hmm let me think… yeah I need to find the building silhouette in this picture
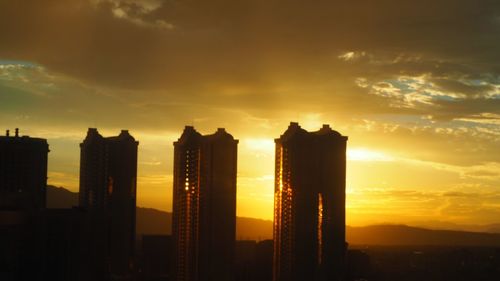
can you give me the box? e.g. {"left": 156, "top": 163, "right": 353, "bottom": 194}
{"left": 273, "top": 122, "right": 348, "bottom": 281}
{"left": 139, "top": 235, "right": 173, "bottom": 281}
{"left": 235, "top": 239, "right": 274, "bottom": 281}
{"left": 79, "top": 128, "right": 138, "bottom": 280}
{"left": 0, "top": 128, "right": 49, "bottom": 211}
{"left": 35, "top": 207, "right": 92, "bottom": 281}
{"left": 172, "top": 126, "right": 238, "bottom": 281}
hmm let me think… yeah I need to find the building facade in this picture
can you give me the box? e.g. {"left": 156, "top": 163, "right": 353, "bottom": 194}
{"left": 172, "top": 126, "right": 238, "bottom": 281}
{"left": 79, "top": 128, "right": 138, "bottom": 280}
{"left": 273, "top": 122, "right": 348, "bottom": 281}
{"left": 0, "top": 128, "right": 49, "bottom": 211}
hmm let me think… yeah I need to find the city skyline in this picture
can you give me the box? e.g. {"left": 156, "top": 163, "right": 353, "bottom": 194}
{"left": 1, "top": 0, "right": 500, "bottom": 228}
{"left": 2, "top": 118, "right": 500, "bottom": 228}
{"left": 11, "top": 125, "right": 500, "bottom": 280}
{"left": 5, "top": 118, "right": 500, "bottom": 228}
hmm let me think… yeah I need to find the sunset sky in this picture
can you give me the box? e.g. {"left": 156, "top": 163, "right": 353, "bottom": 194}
{"left": 1, "top": 0, "right": 499, "bottom": 227}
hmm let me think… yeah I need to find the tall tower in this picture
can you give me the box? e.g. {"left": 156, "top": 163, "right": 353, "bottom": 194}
{"left": 0, "top": 128, "right": 49, "bottom": 211}
{"left": 79, "top": 128, "right": 138, "bottom": 280}
{"left": 273, "top": 122, "right": 347, "bottom": 281}
{"left": 172, "top": 126, "right": 238, "bottom": 281}
{"left": 79, "top": 128, "right": 107, "bottom": 209}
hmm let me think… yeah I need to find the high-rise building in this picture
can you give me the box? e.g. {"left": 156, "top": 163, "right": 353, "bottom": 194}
{"left": 0, "top": 128, "right": 49, "bottom": 210}
{"left": 172, "top": 126, "right": 238, "bottom": 281}
{"left": 79, "top": 128, "right": 138, "bottom": 280}
{"left": 273, "top": 122, "right": 348, "bottom": 281}
{"left": 140, "top": 235, "right": 173, "bottom": 281}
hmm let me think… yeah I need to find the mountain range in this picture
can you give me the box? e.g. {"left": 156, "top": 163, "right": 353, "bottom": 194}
{"left": 47, "top": 185, "right": 500, "bottom": 246}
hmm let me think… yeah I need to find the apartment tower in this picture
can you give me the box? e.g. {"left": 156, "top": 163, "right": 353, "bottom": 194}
{"left": 273, "top": 122, "right": 348, "bottom": 281}
{"left": 0, "top": 128, "right": 49, "bottom": 210}
{"left": 79, "top": 128, "right": 138, "bottom": 280}
{"left": 172, "top": 126, "right": 238, "bottom": 281}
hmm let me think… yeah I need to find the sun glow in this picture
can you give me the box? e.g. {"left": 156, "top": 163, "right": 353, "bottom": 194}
{"left": 243, "top": 138, "right": 275, "bottom": 152}
{"left": 347, "top": 148, "right": 394, "bottom": 162}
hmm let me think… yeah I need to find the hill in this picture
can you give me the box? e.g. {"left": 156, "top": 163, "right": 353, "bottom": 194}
{"left": 45, "top": 185, "right": 273, "bottom": 240}
{"left": 46, "top": 186, "right": 500, "bottom": 246}
{"left": 347, "top": 224, "right": 500, "bottom": 246}
{"left": 46, "top": 185, "right": 78, "bottom": 208}
{"left": 137, "top": 208, "right": 274, "bottom": 240}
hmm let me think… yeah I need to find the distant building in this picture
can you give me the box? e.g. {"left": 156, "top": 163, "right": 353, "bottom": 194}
{"left": 139, "top": 235, "right": 173, "bottom": 281}
{"left": 346, "top": 249, "right": 371, "bottom": 280}
{"left": 235, "top": 239, "right": 274, "bottom": 281}
{"left": 0, "top": 209, "right": 37, "bottom": 281}
{"left": 0, "top": 207, "right": 91, "bottom": 281}
{"left": 172, "top": 126, "right": 238, "bottom": 281}
{"left": 273, "top": 122, "right": 348, "bottom": 281}
{"left": 35, "top": 208, "right": 92, "bottom": 281}
{"left": 255, "top": 240, "right": 274, "bottom": 281}
{"left": 79, "top": 128, "right": 139, "bottom": 280}
{"left": 235, "top": 240, "right": 258, "bottom": 281}
{"left": 0, "top": 128, "right": 49, "bottom": 211}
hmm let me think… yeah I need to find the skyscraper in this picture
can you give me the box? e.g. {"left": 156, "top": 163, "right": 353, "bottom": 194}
{"left": 273, "top": 122, "right": 348, "bottom": 281}
{"left": 0, "top": 128, "right": 49, "bottom": 210}
{"left": 0, "top": 129, "right": 49, "bottom": 281}
{"left": 79, "top": 128, "right": 138, "bottom": 280}
{"left": 172, "top": 126, "right": 238, "bottom": 281}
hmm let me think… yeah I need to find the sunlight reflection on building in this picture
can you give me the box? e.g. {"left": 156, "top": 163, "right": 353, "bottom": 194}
{"left": 273, "top": 122, "right": 348, "bottom": 281}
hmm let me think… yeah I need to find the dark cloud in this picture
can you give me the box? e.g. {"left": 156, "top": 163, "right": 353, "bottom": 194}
{"left": 432, "top": 98, "right": 500, "bottom": 120}
{"left": 430, "top": 78, "right": 495, "bottom": 98}
{"left": 1, "top": 0, "right": 499, "bottom": 90}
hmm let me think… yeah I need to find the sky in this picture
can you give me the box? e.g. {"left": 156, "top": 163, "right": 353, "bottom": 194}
{"left": 1, "top": 0, "right": 500, "bottom": 227}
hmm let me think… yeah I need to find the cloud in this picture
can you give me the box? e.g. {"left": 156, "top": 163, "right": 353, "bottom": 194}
{"left": 338, "top": 51, "right": 368, "bottom": 62}
{"left": 457, "top": 113, "right": 500, "bottom": 125}
{"left": 92, "top": 0, "right": 175, "bottom": 29}
{"left": 0, "top": 1, "right": 498, "bottom": 127}
{"left": 1, "top": 0, "right": 499, "bottom": 91}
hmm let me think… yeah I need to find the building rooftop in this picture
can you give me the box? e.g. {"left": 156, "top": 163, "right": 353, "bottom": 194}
{"left": 174, "top": 126, "right": 238, "bottom": 145}
{"left": 276, "top": 122, "right": 347, "bottom": 143}
{"left": 0, "top": 128, "right": 48, "bottom": 146}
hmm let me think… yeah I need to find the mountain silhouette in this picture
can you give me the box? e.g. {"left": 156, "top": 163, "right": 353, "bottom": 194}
{"left": 346, "top": 225, "right": 500, "bottom": 246}
{"left": 136, "top": 207, "right": 273, "bottom": 240}
{"left": 46, "top": 186, "right": 500, "bottom": 245}
{"left": 46, "top": 185, "right": 273, "bottom": 240}
{"left": 46, "top": 185, "right": 79, "bottom": 208}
